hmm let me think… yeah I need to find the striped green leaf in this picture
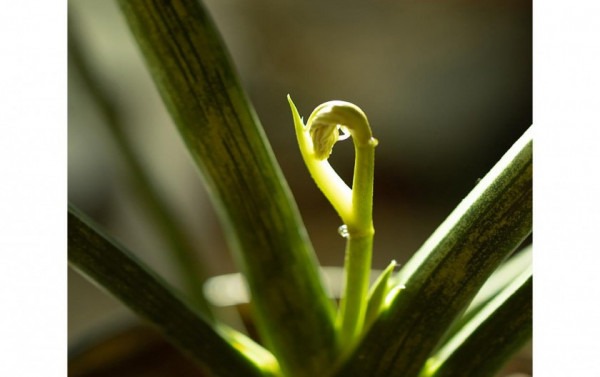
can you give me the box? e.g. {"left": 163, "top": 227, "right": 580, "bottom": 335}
{"left": 116, "top": 1, "right": 337, "bottom": 376}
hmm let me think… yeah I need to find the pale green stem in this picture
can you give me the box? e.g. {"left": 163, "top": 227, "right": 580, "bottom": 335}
{"left": 350, "top": 142, "right": 376, "bottom": 234}
{"left": 337, "top": 141, "right": 376, "bottom": 346}
{"left": 337, "top": 234, "right": 373, "bottom": 346}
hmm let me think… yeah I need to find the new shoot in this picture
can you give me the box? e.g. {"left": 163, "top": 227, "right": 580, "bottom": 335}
{"left": 287, "top": 95, "right": 377, "bottom": 349}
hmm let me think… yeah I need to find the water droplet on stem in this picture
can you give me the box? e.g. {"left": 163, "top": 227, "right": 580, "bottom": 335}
{"left": 338, "top": 224, "right": 349, "bottom": 238}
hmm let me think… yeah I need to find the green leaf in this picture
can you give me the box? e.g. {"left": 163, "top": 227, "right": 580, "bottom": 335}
{"left": 68, "top": 205, "right": 278, "bottom": 377}
{"left": 116, "top": 1, "right": 336, "bottom": 376}
{"left": 364, "top": 260, "right": 398, "bottom": 331}
{"left": 420, "top": 266, "right": 532, "bottom": 377}
{"left": 441, "top": 244, "right": 532, "bottom": 343}
{"left": 335, "top": 127, "right": 532, "bottom": 377}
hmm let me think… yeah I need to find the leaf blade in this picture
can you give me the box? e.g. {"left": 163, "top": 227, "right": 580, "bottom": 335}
{"left": 116, "top": 1, "right": 337, "bottom": 375}
{"left": 440, "top": 244, "right": 532, "bottom": 343}
{"left": 421, "top": 267, "right": 532, "bottom": 377}
{"left": 68, "top": 205, "right": 277, "bottom": 377}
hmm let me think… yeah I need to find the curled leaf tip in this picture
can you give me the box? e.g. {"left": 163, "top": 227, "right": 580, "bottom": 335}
{"left": 309, "top": 122, "right": 346, "bottom": 160}
{"left": 287, "top": 95, "right": 375, "bottom": 227}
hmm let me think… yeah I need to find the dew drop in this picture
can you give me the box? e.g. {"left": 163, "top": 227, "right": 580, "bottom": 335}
{"left": 369, "top": 137, "right": 379, "bottom": 147}
{"left": 338, "top": 224, "right": 349, "bottom": 239}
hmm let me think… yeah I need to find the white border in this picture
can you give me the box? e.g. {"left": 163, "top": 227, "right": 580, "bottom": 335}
{"left": 0, "top": 1, "right": 67, "bottom": 376}
{"left": 534, "top": 0, "right": 600, "bottom": 375}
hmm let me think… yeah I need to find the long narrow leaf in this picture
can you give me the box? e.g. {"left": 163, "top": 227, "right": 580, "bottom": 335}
{"left": 441, "top": 244, "right": 532, "bottom": 342}
{"left": 336, "top": 127, "right": 532, "bottom": 377}
{"left": 68, "top": 205, "right": 277, "bottom": 377}
{"left": 421, "top": 267, "right": 532, "bottom": 377}
{"left": 116, "top": 1, "right": 336, "bottom": 376}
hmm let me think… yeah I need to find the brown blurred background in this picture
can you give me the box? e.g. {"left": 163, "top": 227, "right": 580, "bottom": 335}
{"left": 68, "top": 0, "right": 531, "bottom": 369}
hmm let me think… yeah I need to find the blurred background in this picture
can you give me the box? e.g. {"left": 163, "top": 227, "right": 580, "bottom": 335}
{"left": 68, "top": 0, "right": 531, "bottom": 373}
